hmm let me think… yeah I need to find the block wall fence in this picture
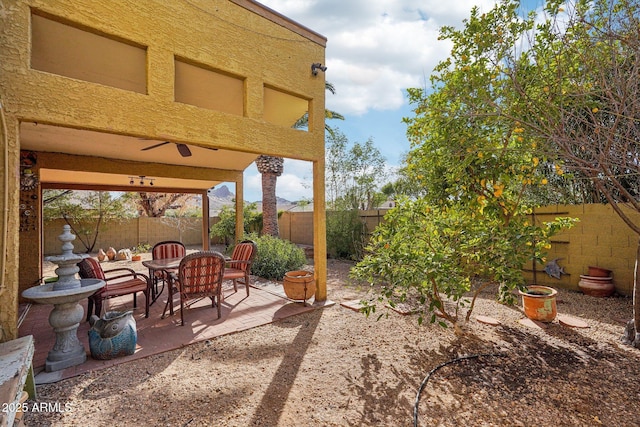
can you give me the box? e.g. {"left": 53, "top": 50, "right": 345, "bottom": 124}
{"left": 44, "top": 204, "right": 639, "bottom": 296}
{"left": 523, "top": 204, "right": 638, "bottom": 296}
{"left": 43, "top": 217, "right": 222, "bottom": 255}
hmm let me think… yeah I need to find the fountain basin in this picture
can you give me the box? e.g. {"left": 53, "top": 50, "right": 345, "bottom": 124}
{"left": 22, "top": 279, "right": 104, "bottom": 305}
{"left": 22, "top": 278, "right": 105, "bottom": 372}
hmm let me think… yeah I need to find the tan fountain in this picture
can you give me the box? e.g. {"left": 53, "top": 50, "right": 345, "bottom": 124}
{"left": 22, "top": 225, "right": 105, "bottom": 372}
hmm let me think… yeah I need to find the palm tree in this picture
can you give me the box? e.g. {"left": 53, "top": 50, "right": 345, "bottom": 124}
{"left": 257, "top": 82, "right": 343, "bottom": 237}
{"left": 255, "top": 155, "right": 284, "bottom": 236}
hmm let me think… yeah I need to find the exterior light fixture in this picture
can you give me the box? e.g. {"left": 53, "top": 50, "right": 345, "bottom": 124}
{"left": 129, "top": 176, "right": 155, "bottom": 186}
{"left": 311, "top": 63, "right": 327, "bottom": 76}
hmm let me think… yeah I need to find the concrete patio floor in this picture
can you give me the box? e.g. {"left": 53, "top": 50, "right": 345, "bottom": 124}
{"left": 18, "top": 279, "right": 333, "bottom": 385}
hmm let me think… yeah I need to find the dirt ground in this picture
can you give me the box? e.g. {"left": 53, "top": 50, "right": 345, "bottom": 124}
{"left": 23, "top": 258, "right": 640, "bottom": 426}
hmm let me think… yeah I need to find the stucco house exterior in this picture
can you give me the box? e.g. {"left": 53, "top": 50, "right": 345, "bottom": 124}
{"left": 0, "top": 0, "right": 328, "bottom": 341}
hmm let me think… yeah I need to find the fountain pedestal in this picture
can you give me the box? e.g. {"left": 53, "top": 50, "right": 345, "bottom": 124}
{"left": 22, "top": 225, "right": 105, "bottom": 372}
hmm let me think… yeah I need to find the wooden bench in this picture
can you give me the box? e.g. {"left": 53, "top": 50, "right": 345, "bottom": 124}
{"left": 0, "top": 335, "right": 36, "bottom": 427}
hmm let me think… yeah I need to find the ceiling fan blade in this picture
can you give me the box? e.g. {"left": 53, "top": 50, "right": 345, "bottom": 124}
{"left": 141, "top": 141, "right": 171, "bottom": 151}
{"left": 176, "top": 143, "right": 192, "bottom": 157}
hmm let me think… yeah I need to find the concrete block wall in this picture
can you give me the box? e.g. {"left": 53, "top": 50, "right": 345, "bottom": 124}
{"left": 42, "top": 204, "right": 640, "bottom": 296}
{"left": 44, "top": 217, "right": 204, "bottom": 255}
{"left": 279, "top": 211, "right": 314, "bottom": 245}
{"left": 524, "top": 204, "right": 639, "bottom": 296}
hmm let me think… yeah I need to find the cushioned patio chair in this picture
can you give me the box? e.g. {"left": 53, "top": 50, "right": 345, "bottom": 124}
{"left": 223, "top": 240, "right": 257, "bottom": 297}
{"left": 150, "top": 240, "right": 186, "bottom": 299}
{"left": 173, "top": 251, "right": 226, "bottom": 326}
{"left": 78, "top": 257, "right": 151, "bottom": 321}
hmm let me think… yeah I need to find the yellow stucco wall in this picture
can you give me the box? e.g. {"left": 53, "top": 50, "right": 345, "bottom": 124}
{"left": 524, "top": 204, "right": 639, "bottom": 296}
{"left": 0, "top": 0, "right": 327, "bottom": 340}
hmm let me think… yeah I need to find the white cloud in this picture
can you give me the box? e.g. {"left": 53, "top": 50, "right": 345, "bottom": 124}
{"left": 259, "top": 0, "right": 497, "bottom": 116}
{"left": 246, "top": 1, "right": 520, "bottom": 201}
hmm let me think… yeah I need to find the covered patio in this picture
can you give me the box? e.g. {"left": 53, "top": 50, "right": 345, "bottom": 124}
{"left": 1, "top": 0, "right": 328, "bottom": 345}
{"left": 18, "top": 263, "right": 333, "bottom": 384}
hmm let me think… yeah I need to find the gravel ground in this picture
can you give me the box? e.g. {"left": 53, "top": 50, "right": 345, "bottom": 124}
{"left": 23, "top": 259, "right": 640, "bottom": 426}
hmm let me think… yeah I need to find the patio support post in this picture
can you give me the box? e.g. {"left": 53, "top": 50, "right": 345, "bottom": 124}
{"left": 313, "top": 158, "right": 327, "bottom": 301}
{"left": 235, "top": 178, "right": 244, "bottom": 244}
{"left": 202, "top": 190, "right": 210, "bottom": 250}
{"left": 0, "top": 110, "right": 19, "bottom": 340}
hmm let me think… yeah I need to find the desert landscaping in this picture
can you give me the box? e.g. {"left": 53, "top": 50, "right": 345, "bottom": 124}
{"left": 22, "top": 257, "right": 640, "bottom": 426}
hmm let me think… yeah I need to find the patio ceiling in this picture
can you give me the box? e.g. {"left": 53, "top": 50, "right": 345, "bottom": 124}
{"left": 20, "top": 122, "right": 259, "bottom": 191}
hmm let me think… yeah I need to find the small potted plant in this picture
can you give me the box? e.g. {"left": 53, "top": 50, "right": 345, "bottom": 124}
{"left": 131, "top": 243, "right": 150, "bottom": 262}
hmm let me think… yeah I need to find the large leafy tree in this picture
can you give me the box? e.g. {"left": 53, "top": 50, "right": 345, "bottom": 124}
{"left": 43, "top": 190, "right": 132, "bottom": 253}
{"left": 500, "top": 0, "right": 640, "bottom": 347}
{"left": 351, "top": 0, "right": 576, "bottom": 330}
{"left": 122, "top": 192, "right": 195, "bottom": 218}
{"left": 428, "top": 0, "right": 640, "bottom": 345}
{"left": 325, "top": 129, "right": 387, "bottom": 210}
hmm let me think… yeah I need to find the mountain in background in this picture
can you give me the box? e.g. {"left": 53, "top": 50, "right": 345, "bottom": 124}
{"left": 206, "top": 185, "right": 301, "bottom": 215}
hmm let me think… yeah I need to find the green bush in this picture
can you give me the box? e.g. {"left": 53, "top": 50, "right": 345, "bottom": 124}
{"left": 249, "top": 234, "right": 306, "bottom": 280}
{"left": 326, "top": 209, "right": 367, "bottom": 260}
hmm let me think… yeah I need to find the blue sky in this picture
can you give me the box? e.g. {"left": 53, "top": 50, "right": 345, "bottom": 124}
{"left": 236, "top": 0, "right": 545, "bottom": 202}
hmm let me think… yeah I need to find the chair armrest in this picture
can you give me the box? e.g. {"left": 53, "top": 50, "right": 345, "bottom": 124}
{"left": 103, "top": 268, "right": 150, "bottom": 283}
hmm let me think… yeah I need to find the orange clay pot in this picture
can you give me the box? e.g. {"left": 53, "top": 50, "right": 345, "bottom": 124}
{"left": 588, "top": 266, "right": 612, "bottom": 278}
{"left": 283, "top": 270, "right": 315, "bottom": 304}
{"left": 519, "top": 285, "right": 557, "bottom": 322}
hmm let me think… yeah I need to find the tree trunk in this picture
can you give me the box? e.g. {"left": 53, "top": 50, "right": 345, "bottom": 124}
{"left": 261, "top": 172, "right": 279, "bottom": 237}
{"left": 622, "top": 237, "right": 640, "bottom": 348}
{"left": 255, "top": 155, "right": 283, "bottom": 237}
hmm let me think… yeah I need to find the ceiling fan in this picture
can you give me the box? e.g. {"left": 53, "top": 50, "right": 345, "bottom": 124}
{"left": 141, "top": 140, "right": 219, "bottom": 157}
{"left": 141, "top": 141, "right": 192, "bottom": 157}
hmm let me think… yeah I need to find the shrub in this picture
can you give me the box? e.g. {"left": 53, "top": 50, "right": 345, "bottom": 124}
{"left": 210, "top": 203, "right": 262, "bottom": 246}
{"left": 249, "top": 234, "right": 306, "bottom": 280}
{"left": 326, "top": 209, "right": 367, "bottom": 260}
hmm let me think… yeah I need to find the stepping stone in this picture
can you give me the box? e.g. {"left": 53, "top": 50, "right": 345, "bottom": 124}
{"left": 518, "top": 317, "right": 549, "bottom": 329}
{"left": 558, "top": 314, "right": 589, "bottom": 328}
{"left": 340, "top": 300, "right": 365, "bottom": 312}
{"left": 476, "top": 315, "right": 501, "bottom": 326}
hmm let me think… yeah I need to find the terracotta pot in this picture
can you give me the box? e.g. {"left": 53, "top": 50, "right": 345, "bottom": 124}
{"left": 131, "top": 254, "right": 142, "bottom": 261}
{"left": 588, "top": 266, "right": 612, "bottom": 278}
{"left": 283, "top": 270, "right": 315, "bottom": 303}
{"left": 519, "top": 285, "right": 557, "bottom": 322}
{"left": 579, "top": 275, "right": 615, "bottom": 297}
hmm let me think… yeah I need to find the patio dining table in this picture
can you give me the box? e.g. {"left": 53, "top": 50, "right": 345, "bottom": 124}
{"left": 142, "top": 257, "right": 182, "bottom": 318}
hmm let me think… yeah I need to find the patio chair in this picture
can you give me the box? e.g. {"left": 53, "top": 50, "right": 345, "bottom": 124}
{"left": 173, "top": 251, "right": 225, "bottom": 326}
{"left": 78, "top": 257, "right": 151, "bottom": 321}
{"left": 223, "top": 240, "right": 257, "bottom": 297}
{"left": 150, "top": 240, "right": 186, "bottom": 299}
